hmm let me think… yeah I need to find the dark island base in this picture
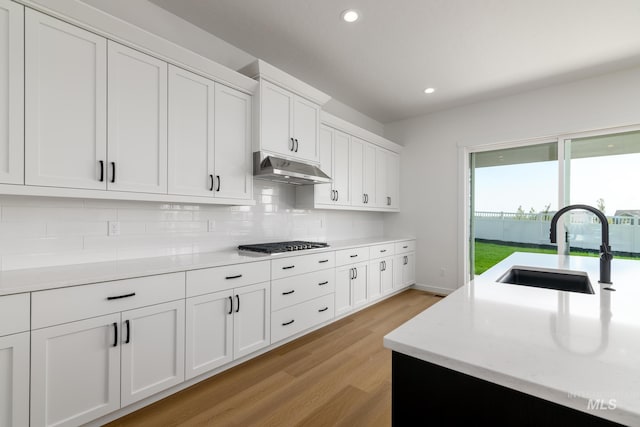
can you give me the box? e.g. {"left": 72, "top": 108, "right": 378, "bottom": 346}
{"left": 391, "top": 351, "right": 623, "bottom": 427}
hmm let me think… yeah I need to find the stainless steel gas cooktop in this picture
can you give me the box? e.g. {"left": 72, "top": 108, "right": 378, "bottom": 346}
{"left": 238, "top": 240, "right": 330, "bottom": 255}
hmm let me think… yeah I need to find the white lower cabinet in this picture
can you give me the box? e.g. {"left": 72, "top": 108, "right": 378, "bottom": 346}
{"left": 394, "top": 253, "right": 416, "bottom": 290}
{"left": 0, "top": 332, "right": 30, "bottom": 427}
{"left": 271, "top": 294, "right": 334, "bottom": 343}
{"left": 369, "top": 256, "right": 394, "bottom": 300}
{"left": 31, "top": 314, "right": 121, "bottom": 427}
{"left": 30, "top": 273, "right": 185, "bottom": 427}
{"left": 335, "top": 262, "right": 368, "bottom": 316}
{"left": 185, "top": 279, "right": 270, "bottom": 380}
{"left": 120, "top": 300, "right": 185, "bottom": 407}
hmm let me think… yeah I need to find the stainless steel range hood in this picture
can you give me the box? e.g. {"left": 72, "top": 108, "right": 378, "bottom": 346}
{"left": 253, "top": 152, "right": 332, "bottom": 185}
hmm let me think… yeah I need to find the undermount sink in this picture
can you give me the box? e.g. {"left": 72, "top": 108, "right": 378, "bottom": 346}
{"left": 497, "top": 266, "right": 595, "bottom": 294}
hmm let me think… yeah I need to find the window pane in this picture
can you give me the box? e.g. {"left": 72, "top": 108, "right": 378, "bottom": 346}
{"left": 565, "top": 130, "right": 640, "bottom": 258}
{"left": 472, "top": 142, "right": 558, "bottom": 276}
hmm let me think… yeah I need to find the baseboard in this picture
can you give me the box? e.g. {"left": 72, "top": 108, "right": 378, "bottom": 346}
{"left": 411, "top": 283, "right": 455, "bottom": 296}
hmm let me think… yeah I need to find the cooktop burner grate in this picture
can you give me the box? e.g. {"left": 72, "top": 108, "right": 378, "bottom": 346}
{"left": 238, "top": 240, "right": 329, "bottom": 254}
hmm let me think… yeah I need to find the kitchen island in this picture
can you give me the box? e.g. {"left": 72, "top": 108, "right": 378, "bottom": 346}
{"left": 384, "top": 252, "right": 640, "bottom": 426}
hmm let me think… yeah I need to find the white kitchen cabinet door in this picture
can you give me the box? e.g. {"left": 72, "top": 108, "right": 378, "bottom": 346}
{"left": 292, "top": 95, "right": 320, "bottom": 162}
{"left": 25, "top": 9, "right": 107, "bottom": 190}
{"left": 214, "top": 83, "right": 252, "bottom": 200}
{"left": 335, "top": 266, "right": 353, "bottom": 316}
{"left": 351, "top": 263, "right": 368, "bottom": 308}
{"left": 375, "top": 147, "right": 388, "bottom": 208}
{"left": 107, "top": 41, "right": 167, "bottom": 194}
{"left": 380, "top": 257, "right": 394, "bottom": 295}
{"left": 233, "top": 282, "right": 270, "bottom": 359}
{"left": 185, "top": 290, "right": 233, "bottom": 380}
{"left": 362, "top": 143, "right": 377, "bottom": 207}
{"left": 0, "top": 0, "right": 23, "bottom": 185}
{"left": 167, "top": 65, "right": 214, "bottom": 197}
{"left": 120, "top": 300, "right": 185, "bottom": 407}
{"left": 0, "top": 332, "right": 29, "bottom": 427}
{"left": 350, "top": 138, "right": 365, "bottom": 207}
{"left": 31, "top": 314, "right": 121, "bottom": 427}
{"left": 332, "top": 130, "right": 351, "bottom": 206}
{"left": 315, "top": 125, "right": 334, "bottom": 204}
{"left": 387, "top": 151, "right": 400, "bottom": 209}
{"left": 394, "top": 254, "right": 415, "bottom": 290}
{"left": 260, "top": 80, "right": 293, "bottom": 157}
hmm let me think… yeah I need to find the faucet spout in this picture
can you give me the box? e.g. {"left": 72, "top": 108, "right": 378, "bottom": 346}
{"left": 549, "top": 204, "right": 613, "bottom": 284}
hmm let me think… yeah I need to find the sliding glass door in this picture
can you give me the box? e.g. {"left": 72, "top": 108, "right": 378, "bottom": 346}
{"left": 467, "top": 127, "right": 640, "bottom": 282}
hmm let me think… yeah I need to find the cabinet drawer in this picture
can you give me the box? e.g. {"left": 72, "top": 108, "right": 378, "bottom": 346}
{"left": 395, "top": 240, "right": 416, "bottom": 254}
{"left": 0, "top": 293, "right": 30, "bottom": 336}
{"left": 272, "top": 269, "right": 335, "bottom": 311}
{"left": 186, "top": 261, "right": 270, "bottom": 297}
{"left": 271, "top": 294, "right": 334, "bottom": 343}
{"left": 335, "top": 246, "right": 370, "bottom": 266}
{"left": 369, "top": 243, "right": 395, "bottom": 260}
{"left": 32, "top": 272, "right": 185, "bottom": 329}
{"left": 271, "top": 251, "right": 335, "bottom": 279}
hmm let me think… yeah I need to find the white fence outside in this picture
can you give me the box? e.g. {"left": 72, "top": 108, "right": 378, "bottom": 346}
{"left": 475, "top": 211, "right": 640, "bottom": 254}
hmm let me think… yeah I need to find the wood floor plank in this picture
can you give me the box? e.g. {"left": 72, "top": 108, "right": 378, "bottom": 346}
{"left": 106, "top": 289, "right": 442, "bottom": 427}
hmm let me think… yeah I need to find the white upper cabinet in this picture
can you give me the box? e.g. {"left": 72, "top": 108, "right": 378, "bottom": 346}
{"left": 260, "top": 80, "right": 294, "bottom": 157}
{"left": 168, "top": 65, "right": 252, "bottom": 201}
{"left": 107, "top": 41, "right": 167, "bottom": 194}
{"left": 362, "top": 143, "right": 377, "bottom": 206}
{"left": 25, "top": 8, "right": 107, "bottom": 190}
{"left": 292, "top": 96, "right": 320, "bottom": 161}
{"left": 376, "top": 147, "right": 400, "bottom": 209}
{"left": 168, "top": 65, "right": 215, "bottom": 197}
{"left": 259, "top": 80, "right": 320, "bottom": 163}
{"left": 0, "top": 0, "right": 23, "bottom": 185}
{"left": 214, "top": 83, "right": 252, "bottom": 200}
{"left": 240, "top": 60, "right": 329, "bottom": 164}
{"left": 312, "top": 125, "right": 350, "bottom": 206}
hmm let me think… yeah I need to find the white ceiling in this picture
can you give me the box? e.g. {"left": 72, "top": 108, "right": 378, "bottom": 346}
{"left": 150, "top": 0, "right": 640, "bottom": 124}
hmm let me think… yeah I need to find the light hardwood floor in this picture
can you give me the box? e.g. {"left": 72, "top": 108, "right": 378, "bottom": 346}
{"left": 107, "top": 289, "right": 443, "bottom": 427}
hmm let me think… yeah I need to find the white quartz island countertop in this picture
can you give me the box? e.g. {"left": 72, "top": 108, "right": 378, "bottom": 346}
{"left": 0, "top": 236, "right": 413, "bottom": 296}
{"left": 384, "top": 252, "right": 640, "bottom": 426}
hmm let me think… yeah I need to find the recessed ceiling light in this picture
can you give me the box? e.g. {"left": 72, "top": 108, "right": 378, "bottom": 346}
{"left": 424, "top": 88, "right": 435, "bottom": 94}
{"left": 607, "top": 144, "right": 615, "bottom": 148}
{"left": 341, "top": 9, "right": 359, "bottom": 23}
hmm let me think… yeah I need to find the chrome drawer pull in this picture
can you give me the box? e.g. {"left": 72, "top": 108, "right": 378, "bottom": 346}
{"left": 282, "top": 319, "right": 295, "bottom": 326}
{"left": 282, "top": 290, "right": 295, "bottom": 295}
{"left": 318, "top": 307, "right": 329, "bottom": 313}
{"left": 107, "top": 292, "right": 136, "bottom": 301}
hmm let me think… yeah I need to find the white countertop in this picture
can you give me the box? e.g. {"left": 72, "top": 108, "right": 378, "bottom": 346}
{"left": 0, "top": 236, "right": 414, "bottom": 296}
{"left": 384, "top": 252, "right": 640, "bottom": 426}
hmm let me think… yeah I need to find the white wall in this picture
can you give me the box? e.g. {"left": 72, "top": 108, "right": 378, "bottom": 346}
{"left": 384, "top": 66, "right": 640, "bottom": 293}
{"left": 0, "top": 182, "right": 384, "bottom": 271}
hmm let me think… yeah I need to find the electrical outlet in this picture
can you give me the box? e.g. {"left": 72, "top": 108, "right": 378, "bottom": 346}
{"left": 108, "top": 221, "right": 121, "bottom": 236}
{"left": 207, "top": 219, "right": 215, "bottom": 232}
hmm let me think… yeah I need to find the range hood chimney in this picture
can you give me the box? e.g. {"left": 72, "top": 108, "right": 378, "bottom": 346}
{"left": 253, "top": 152, "right": 332, "bottom": 185}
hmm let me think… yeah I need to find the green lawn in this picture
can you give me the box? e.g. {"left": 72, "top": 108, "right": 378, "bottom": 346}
{"left": 473, "top": 241, "right": 639, "bottom": 275}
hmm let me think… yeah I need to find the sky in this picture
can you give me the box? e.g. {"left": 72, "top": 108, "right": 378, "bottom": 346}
{"left": 474, "top": 153, "right": 640, "bottom": 215}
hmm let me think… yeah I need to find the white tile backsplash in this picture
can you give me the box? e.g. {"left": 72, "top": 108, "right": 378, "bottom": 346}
{"left": 0, "top": 181, "right": 385, "bottom": 271}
